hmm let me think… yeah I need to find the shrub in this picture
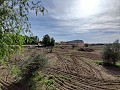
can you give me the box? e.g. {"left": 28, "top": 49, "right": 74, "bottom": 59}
{"left": 19, "top": 54, "right": 47, "bottom": 79}
{"left": 102, "top": 40, "right": 120, "bottom": 65}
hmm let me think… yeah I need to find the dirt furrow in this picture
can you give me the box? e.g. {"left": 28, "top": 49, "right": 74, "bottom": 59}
{"left": 48, "top": 50, "right": 120, "bottom": 90}
{"left": 70, "top": 55, "right": 95, "bottom": 77}
{"left": 72, "top": 54, "right": 103, "bottom": 79}
{"left": 45, "top": 67, "right": 120, "bottom": 90}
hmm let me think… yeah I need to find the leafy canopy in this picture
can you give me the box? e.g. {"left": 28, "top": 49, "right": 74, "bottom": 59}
{"left": 42, "top": 34, "right": 55, "bottom": 46}
{"left": 102, "top": 39, "right": 120, "bottom": 65}
{"left": 50, "top": 37, "right": 55, "bottom": 46}
{"left": 0, "top": 0, "right": 46, "bottom": 63}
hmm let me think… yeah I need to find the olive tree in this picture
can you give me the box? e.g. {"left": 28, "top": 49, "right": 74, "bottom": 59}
{"left": 102, "top": 39, "right": 120, "bottom": 65}
{"left": 0, "top": 0, "right": 46, "bottom": 63}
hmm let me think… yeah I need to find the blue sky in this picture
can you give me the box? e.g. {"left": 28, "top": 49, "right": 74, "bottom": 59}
{"left": 28, "top": 0, "right": 120, "bottom": 43}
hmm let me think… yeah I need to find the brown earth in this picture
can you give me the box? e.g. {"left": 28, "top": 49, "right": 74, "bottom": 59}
{"left": 45, "top": 48, "right": 120, "bottom": 90}
{"left": 0, "top": 47, "right": 120, "bottom": 90}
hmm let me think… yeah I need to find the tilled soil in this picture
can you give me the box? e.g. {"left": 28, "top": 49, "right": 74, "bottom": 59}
{"left": 0, "top": 48, "right": 120, "bottom": 90}
{"left": 44, "top": 48, "right": 120, "bottom": 90}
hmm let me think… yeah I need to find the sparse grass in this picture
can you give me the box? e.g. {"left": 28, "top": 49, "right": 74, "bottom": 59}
{"left": 95, "top": 61, "right": 103, "bottom": 65}
{"left": 46, "top": 84, "right": 56, "bottom": 90}
{"left": 45, "top": 80, "right": 54, "bottom": 86}
{"left": 29, "top": 73, "right": 57, "bottom": 90}
{"left": 115, "top": 63, "right": 120, "bottom": 67}
{"left": 10, "top": 65, "right": 22, "bottom": 82}
{"left": 44, "top": 75, "right": 57, "bottom": 90}
{"left": 6, "top": 54, "right": 48, "bottom": 90}
{"left": 29, "top": 73, "right": 44, "bottom": 90}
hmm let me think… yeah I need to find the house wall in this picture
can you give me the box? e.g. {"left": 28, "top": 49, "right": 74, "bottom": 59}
{"left": 60, "top": 41, "right": 84, "bottom": 46}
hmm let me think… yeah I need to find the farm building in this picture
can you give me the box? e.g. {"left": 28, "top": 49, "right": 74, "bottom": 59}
{"left": 61, "top": 40, "right": 84, "bottom": 46}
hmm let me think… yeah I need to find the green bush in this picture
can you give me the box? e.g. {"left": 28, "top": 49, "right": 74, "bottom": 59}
{"left": 102, "top": 40, "right": 120, "bottom": 65}
{"left": 19, "top": 54, "right": 47, "bottom": 80}
{"left": 12, "top": 54, "right": 48, "bottom": 90}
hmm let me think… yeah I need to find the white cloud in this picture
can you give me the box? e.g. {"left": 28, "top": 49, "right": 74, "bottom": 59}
{"left": 29, "top": 0, "right": 120, "bottom": 43}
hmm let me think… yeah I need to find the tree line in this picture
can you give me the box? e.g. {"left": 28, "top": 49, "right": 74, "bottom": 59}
{"left": 24, "top": 36, "right": 39, "bottom": 44}
{"left": 24, "top": 34, "right": 55, "bottom": 46}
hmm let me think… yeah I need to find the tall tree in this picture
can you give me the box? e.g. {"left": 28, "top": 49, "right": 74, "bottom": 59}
{"left": 50, "top": 37, "right": 55, "bottom": 46}
{"left": 42, "top": 34, "right": 51, "bottom": 46}
{"left": 0, "top": 0, "right": 46, "bottom": 62}
{"left": 42, "top": 34, "right": 55, "bottom": 46}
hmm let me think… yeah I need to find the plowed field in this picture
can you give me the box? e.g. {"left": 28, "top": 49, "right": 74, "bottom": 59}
{"left": 45, "top": 48, "right": 120, "bottom": 90}
{"left": 0, "top": 47, "right": 120, "bottom": 90}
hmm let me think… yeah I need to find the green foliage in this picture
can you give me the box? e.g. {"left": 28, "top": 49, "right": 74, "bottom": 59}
{"left": 95, "top": 61, "right": 103, "bottom": 65}
{"left": 24, "top": 35, "right": 39, "bottom": 44}
{"left": 0, "top": 0, "right": 46, "bottom": 63}
{"left": 10, "top": 65, "right": 20, "bottom": 76}
{"left": 50, "top": 37, "right": 55, "bottom": 46}
{"left": 42, "top": 34, "right": 55, "bottom": 46}
{"left": 0, "top": 32, "right": 24, "bottom": 63}
{"left": 29, "top": 72, "right": 43, "bottom": 90}
{"left": 45, "top": 80, "right": 54, "bottom": 86}
{"left": 42, "top": 34, "right": 51, "bottom": 46}
{"left": 45, "top": 80, "right": 56, "bottom": 90}
{"left": 10, "top": 65, "right": 22, "bottom": 81}
{"left": 116, "top": 63, "right": 120, "bottom": 67}
{"left": 30, "top": 74, "right": 56, "bottom": 90}
{"left": 102, "top": 39, "right": 120, "bottom": 65}
{"left": 10, "top": 54, "right": 48, "bottom": 89}
{"left": 46, "top": 85, "right": 56, "bottom": 90}
{"left": 19, "top": 54, "right": 47, "bottom": 80}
